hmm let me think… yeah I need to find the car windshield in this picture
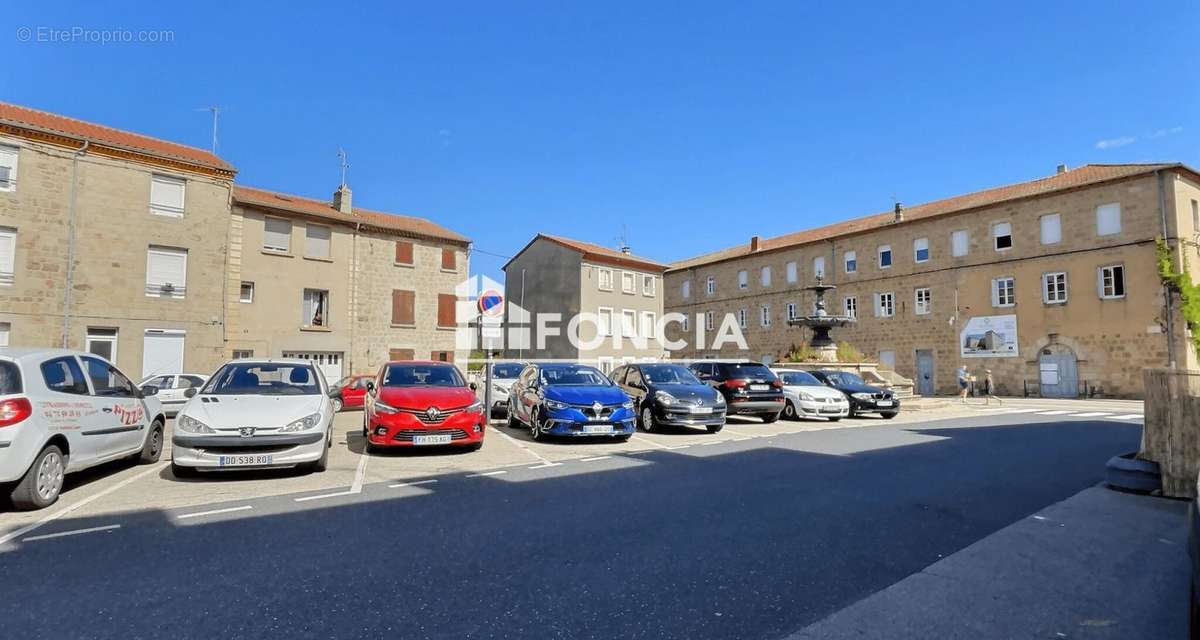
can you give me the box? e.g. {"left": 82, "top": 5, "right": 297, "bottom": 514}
{"left": 383, "top": 364, "right": 465, "bottom": 387}
{"left": 640, "top": 364, "right": 701, "bottom": 385}
{"left": 491, "top": 363, "right": 525, "bottom": 379}
{"left": 722, "top": 363, "right": 774, "bottom": 379}
{"left": 204, "top": 363, "right": 321, "bottom": 395}
{"left": 778, "top": 371, "right": 822, "bottom": 386}
{"left": 825, "top": 372, "right": 864, "bottom": 386}
{"left": 540, "top": 365, "right": 611, "bottom": 386}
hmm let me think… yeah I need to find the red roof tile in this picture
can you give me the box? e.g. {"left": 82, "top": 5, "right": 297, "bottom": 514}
{"left": 0, "top": 101, "right": 233, "bottom": 173}
{"left": 232, "top": 185, "right": 470, "bottom": 245}
{"left": 669, "top": 163, "right": 1189, "bottom": 271}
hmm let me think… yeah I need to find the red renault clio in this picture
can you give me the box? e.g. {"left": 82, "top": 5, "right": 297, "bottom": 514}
{"left": 362, "top": 361, "right": 486, "bottom": 452}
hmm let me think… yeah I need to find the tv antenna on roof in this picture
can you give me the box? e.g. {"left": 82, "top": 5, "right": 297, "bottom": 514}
{"left": 196, "top": 106, "right": 220, "bottom": 154}
{"left": 337, "top": 147, "right": 350, "bottom": 187}
{"left": 615, "top": 224, "right": 630, "bottom": 254}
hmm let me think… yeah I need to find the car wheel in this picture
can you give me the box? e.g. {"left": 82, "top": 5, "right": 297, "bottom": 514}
{"left": 10, "top": 445, "right": 65, "bottom": 510}
{"left": 641, "top": 406, "right": 656, "bottom": 433}
{"left": 331, "top": 398, "right": 343, "bottom": 413}
{"left": 706, "top": 424, "right": 723, "bottom": 434}
{"left": 530, "top": 408, "right": 543, "bottom": 441}
{"left": 783, "top": 401, "right": 798, "bottom": 421}
{"left": 137, "top": 419, "right": 164, "bottom": 464}
{"left": 170, "top": 460, "right": 199, "bottom": 479}
{"left": 880, "top": 412, "right": 898, "bottom": 419}
{"left": 761, "top": 412, "right": 780, "bottom": 424}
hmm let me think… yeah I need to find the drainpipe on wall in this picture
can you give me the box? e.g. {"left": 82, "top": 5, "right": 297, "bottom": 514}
{"left": 1157, "top": 170, "right": 1177, "bottom": 368}
{"left": 350, "top": 221, "right": 361, "bottom": 374}
{"left": 60, "top": 140, "right": 89, "bottom": 348}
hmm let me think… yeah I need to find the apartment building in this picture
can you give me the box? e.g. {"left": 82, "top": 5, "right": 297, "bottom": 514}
{"left": 0, "top": 101, "right": 471, "bottom": 381}
{"left": 0, "top": 102, "right": 235, "bottom": 379}
{"left": 228, "top": 185, "right": 470, "bottom": 379}
{"left": 664, "top": 163, "right": 1200, "bottom": 398}
{"left": 503, "top": 234, "right": 666, "bottom": 372}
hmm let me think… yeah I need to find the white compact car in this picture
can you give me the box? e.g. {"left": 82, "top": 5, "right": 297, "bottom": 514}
{"left": 771, "top": 368, "right": 851, "bottom": 421}
{"left": 170, "top": 359, "right": 336, "bottom": 476}
{"left": 479, "top": 362, "right": 526, "bottom": 416}
{"left": 139, "top": 373, "right": 209, "bottom": 416}
{"left": 0, "top": 348, "right": 166, "bottom": 509}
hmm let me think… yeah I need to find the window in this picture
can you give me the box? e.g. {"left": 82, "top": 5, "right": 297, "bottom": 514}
{"left": 913, "top": 238, "right": 929, "bottom": 263}
{"left": 1097, "top": 203, "right": 1121, "bottom": 236}
{"left": 597, "top": 307, "right": 613, "bottom": 336}
{"left": 620, "top": 309, "right": 637, "bottom": 337}
{"left": 431, "top": 350, "right": 454, "bottom": 363}
{"left": 844, "top": 251, "right": 857, "bottom": 273}
{"left": 0, "top": 322, "right": 8, "bottom": 347}
{"left": 760, "top": 304, "right": 771, "bottom": 327}
{"left": 992, "top": 277, "right": 1015, "bottom": 307}
{"left": 878, "top": 245, "right": 892, "bottom": 269}
{"left": 81, "top": 356, "right": 136, "bottom": 397}
{"left": 737, "top": 308, "right": 747, "bottom": 328}
{"left": 681, "top": 280, "right": 690, "bottom": 298}
{"left": 0, "top": 144, "right": 17, "bottom": 191}
{"left": 786, "top": 261, "right": 798, "bottom": 283}
{"left": 239, "top": 281, "right": 254, "bottom": 303}
{"left": 681, "top": 314, "right": 689, "bottom": 332}
{"left": 1098, "top": 265, "right": 1126, "bottom": 299}
{"left": 704, "top": 311, "right": 714, "bottom": 331}
{"left": 875, "top": 292, "right": 895, "bottom": 317}
{"left": 40, "top": 356, "right": 89, "bottom": 395}
{"left": 843, "top": 296, "right": 857, "bottom": 319}
{"left": 786, "top": 302, "right": 798, "bottom": 321}
{"left": 813, "top": 256, "right": 826, "bottom": 278}
{"left": 0, "top": 226, "right": 14, "bottom": 286}
{"left": 1042, "top": 272, "right": 1068, "bottom": 304}
{"left": 145, "top": 246, "right": 187, "bottom": 298}
{"left": 1040, "top": 213, "right": 1061, "bottom": 245}
{"left": 263, "top": 217, "right": 292, "bottom": 252}
{"left": 232, "top": 349, "right": 254, "bottom": 359}
{"left": 993, "top": 222, "right": 1012, "bottom": 250}
{"left": 598, "top": 268, "right": 613, "bottom": 291}
{"left": 914, "top": 288, "right": 931, "bottom": 315}
{"left": 706, "top": 276, "right": 716, "bottom": 295}
{"left": 391, "top": 290, "right": 415, "bottom": 326}
{"left": 622, "top": 271, "right": 636, "bottom": 294}
{"left": 951, "top": 230, "right": 969, "bottom": 257}
{"left": 643, "top": 274, "right": 656, "bottom": 296}
{"left": 149, "top": 174, "right": 185, "bottom": 217}
{"left": 437, "top": 294, "right": 457, "bottom": 328}
{"left": 1193, "top": 200, "right": 1199, "bottom": 231}
{"left": 305, "top": 224, "right": 331, "bottom": 258}
{"left": 760, "top": 266, "right": 771, "bottom": 287}
{"left": 394, "top": 240, "right": 414, "bottom": 265}
{"left": 303, "top": 289, "right": 330, "bottom": 327}
{"left": 85, "top": 328, "right": 118, "bottom": 361}
{"left": 738, "top": 270, "right": 748, "bottom": 289}
{"left": 441, "top": 248, "right": 457, "bottom": 271}
{"left": 641, "top": 311, "right": 657, "bottom": 338}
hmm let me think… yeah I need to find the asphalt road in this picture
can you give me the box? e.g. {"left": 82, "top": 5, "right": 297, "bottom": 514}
{"left": 0, "top": 414, "right": 1141, "bottom": 640}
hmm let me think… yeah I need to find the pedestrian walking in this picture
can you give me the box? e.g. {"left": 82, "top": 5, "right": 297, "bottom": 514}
{"left": 982, "top": 369, "right": 1002, "bottom": 405}
{"left": 956, "top": 364, "right": 969, "bottom": 403}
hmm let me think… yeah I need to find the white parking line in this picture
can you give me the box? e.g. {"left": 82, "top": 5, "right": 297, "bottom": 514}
{"left": 580, "top": 456, "right": 611, "bottom": 462}
{"left": 1072, "top": 412, "right": 1113, "bottom": 418}
{"left": 467, "top": 470, "right": 507, "bottom": 478}
{"left": 0, "top": 461, "right": 167, "bottom": 548}
{"left": 1111, "top": 414, "right": 1144, "bottom": 420}
{"left": 630, "top": 435, "right": 671, "bottom": 450}
{"left": 1035, "top": 411, "right": 1074, "bottom": 416}
{"left": 351, "top": 446, "right": 370, "bottom": 493}
{"left": 489, "top": 426, "right": 554, "bottom": 465}
{"left": 528, "top": 462, "right": 563, "bottom": 469}
{"left": 294, "top": 490, "right": 355, "bottom": 503}
{"left": 23, "top": 524, "right": 121, "bottom": 542}
{"left": 668, "top": 444, "right": 691, "bottom": 450}
{"left": 388, "top": 479, "right": 439, "bottom": 488}
{"left": 177, "top": 505, "right": 253, "bottom": 519}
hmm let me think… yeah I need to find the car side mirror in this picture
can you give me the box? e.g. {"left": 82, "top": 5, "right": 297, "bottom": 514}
{"left": 328, "top": 388, "right": 341, "bottom": 399}
{"left": 142, "top": 385, "right": 159, "bottom": 397}
{"left": 469, "top": 382, "right": 478, "bottom": 391}
{"left": 183, "top": 387, "right": 197, "bottom": 398}
{"left": 365, "top": 381, "right": 375, "bottom": 392}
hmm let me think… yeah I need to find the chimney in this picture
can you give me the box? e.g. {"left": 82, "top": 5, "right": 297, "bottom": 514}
{"left": 893, "top": 202, "right": 904, "bottom": 223}
{"left": 620, "top": 245, "right": 631, "bottom": 255}
{"left": 1056, "top": 163, "right": 1068, "bottom": 175}
{"left": 333, "top": 184, "right": 353, "bottom": 214}
{"left": 750, "top": 235, "right": 760, "bottom": 252}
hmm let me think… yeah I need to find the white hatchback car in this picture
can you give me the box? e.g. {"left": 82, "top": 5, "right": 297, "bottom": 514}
{"left": 170, "top": 359, "right": 336, "bottom": 476}
{"left": 0, "top": 348, "right": 166, "bottom": 509}
{"left": 771, "top": 368, "right": 851, "bottom": 421}
{"left": 138, "top": 373, "right": 209, "bottom": 416}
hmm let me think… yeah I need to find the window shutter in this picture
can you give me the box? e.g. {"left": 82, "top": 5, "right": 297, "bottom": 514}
{"left": 873, "top": 293, "right": 881, "bottom": 317}
{"left": 146, "top": 247, "right": 187, "bottom": 296}
{"left": 263, "top": 218, "right": 291, "bottom": 251}
{"left": 1041, "top": 214, "right": 1061, "bottom": 244}
{"left": 389, "top": 348, "right": 415, "bottom": 361}
{"left": 305, "top": 225, "right": 331, "bottom": 258}
{"left": 0, "top": 228, "right": 15, "bottom": 284}
{"left": 395, "top": 241, "right": 414, "bottom": 264}
{"left": 441, "top": 248, "right": 456, "bottom": 270}
{"left": 150, "top": 175, "right": 185, "bottom": 215}
{"left": 392, "top": 290, "right": 415, "bottom": 325}
{"left": 437, "top": 294, "right": 457, "bottom": 328}
{"left": 1097, "top": 203, "right": 1121, "bottom": 236}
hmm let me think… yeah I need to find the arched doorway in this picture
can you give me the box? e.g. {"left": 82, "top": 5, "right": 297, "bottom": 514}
{"left": 1038, "top": 344, "right": 1078, "bottom": 398}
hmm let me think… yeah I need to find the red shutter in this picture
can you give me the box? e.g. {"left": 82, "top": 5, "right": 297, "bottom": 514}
{"left": 395, "top": 241, "right": 414, "bottom": 265}
{"left": 431, "top": 350, "right": 454, "bottom": 363}
{"left": 389, "top": 348, "right": 415, "bottom": 361}
{"left": 391, "top": 290, "right": 415, "bottom": 325}
{"left": 441, "top": 248, "right": 456, "bottom": 271}
{"left": 437, "top": 294, "right": 457, "bottom": 328}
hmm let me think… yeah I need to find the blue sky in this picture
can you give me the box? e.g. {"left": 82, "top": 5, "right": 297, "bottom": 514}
{"left": 4, "top": 2, "right": 1196, "bottom": 282}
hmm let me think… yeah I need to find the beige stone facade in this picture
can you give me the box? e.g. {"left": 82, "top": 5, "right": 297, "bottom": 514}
{"left": 664, "top": 165, "right": 1200, "bottom": 399}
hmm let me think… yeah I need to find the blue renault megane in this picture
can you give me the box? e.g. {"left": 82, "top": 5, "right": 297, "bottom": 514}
{"left": 507, "top": 363, "right": 636, "bottom": 441}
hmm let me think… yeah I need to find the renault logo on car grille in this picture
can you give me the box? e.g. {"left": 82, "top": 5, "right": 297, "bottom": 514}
{"left": 239, "top": 427, "right": 255, "bottom": 438}
{"left": 426, "top": 407, "right": 441, "bottom": 421}
{"left": 592, "top": 401, "right": 603, "bottom": 413}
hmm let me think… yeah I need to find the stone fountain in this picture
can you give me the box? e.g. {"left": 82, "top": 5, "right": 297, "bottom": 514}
{"left": 786, "top": 274, "right": 857, "bottom": 362}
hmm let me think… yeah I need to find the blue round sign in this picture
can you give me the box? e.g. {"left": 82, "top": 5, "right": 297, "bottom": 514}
{"left": 479, "top": 290, "right": 504, "bottom": 317}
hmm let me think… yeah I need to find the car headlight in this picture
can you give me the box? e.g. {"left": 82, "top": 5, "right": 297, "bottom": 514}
{"left": 713, "top": 394, "right": 725, "bottom": 405}
{"left": 467, "top": 400, "right": 484, "bottom": 413}
{"left": 176, "top": 414, "right": 214, "bottom": 434}
{"left": 654, "top": 390, "right": 676, "bottom": 406}
{"left": 622, "top": 400, "right": 635, "bottom": 410}
{"left": 852, "top": 392, "right": 872, "bottom": 400}
{"left": 280, "top": 412, "right": 322, "bottom": 432}
{"left": 374, "top": 400, "right": 399, "bottom": 414}
{"left": 545, "top": 399, "right": 569, "bottom": 411}
{"left": 799, "top": 392, "right": 814, "bottom": 402}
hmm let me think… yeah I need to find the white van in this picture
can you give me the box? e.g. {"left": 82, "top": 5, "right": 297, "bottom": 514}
{"left": 0, "top": 348, "right": 166, "bottom": 509}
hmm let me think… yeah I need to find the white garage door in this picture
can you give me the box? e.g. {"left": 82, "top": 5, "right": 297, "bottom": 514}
{"left": 142, "top": 329, "right": 185, "bottom": 378}
{"left": 282, "top": 351, "right": 343, "bottom": 384}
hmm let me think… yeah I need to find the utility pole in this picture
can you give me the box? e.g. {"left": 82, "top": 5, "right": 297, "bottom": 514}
{"left": 197, "top": 106, "right": 220, "bottom": 154}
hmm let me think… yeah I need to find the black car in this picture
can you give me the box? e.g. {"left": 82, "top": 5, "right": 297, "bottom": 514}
{"left": 810, "top": 370, "right": 899, "bottom": 418}
{"left": 611, "top": 363, "right": 726, "bottom": 433}
{"left": 688, "top": 361, "right": 784, "bottom": 423}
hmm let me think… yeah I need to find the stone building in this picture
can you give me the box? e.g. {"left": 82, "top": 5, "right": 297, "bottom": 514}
{"left": 663, "top": 163, "right": 1200, "bottom": 398}
{"left": 503, "top": 234, "right": 666, "bottom": 372}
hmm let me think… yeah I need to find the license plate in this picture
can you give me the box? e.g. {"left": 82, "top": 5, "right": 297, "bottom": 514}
{"left": 750, "top": 384, "right": 769, "bottom": 391}
{"left": 582, "top": 424, "right": 614, "bottom": 434}
{"left": 877, "top": 400, "right": 894, "bottom": 407}
{"left": 218, "top": 454, "right": 273, "bottom": 467}
{"left": 689, "top": 406, "right": 713, "bottom": 414}
{"left": 413, "top": 434, "right": 453, "bottom": 445}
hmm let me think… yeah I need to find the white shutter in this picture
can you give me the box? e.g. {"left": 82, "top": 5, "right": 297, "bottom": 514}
{"left": 1040, "top": 214, "right": 1061, "bottom": 244}
{"left": 146, "top": 247, "right": 187, "bottom": 297}
{"left": 264, "top": 217, "right": 292, "bottom": 251}
{"left": 786, "top": 261, "right": 797, "bottom": 282}
{"left": 873, "top": 293, "right": 881, "bottom": 317}
{"left": 0, "top": 322, "right": 9, "bottom": 346}
{"left": 951, "top": 230, "right": 968, "bottom": 257}
{"left": 0, "top": 145, "right": 17, "bottom": 190}
{"left": 1097, "top": 203, "right": 1121, "bottom": 236}
{"left": 149, "top": 175, "right": 185, "bottom": 216}
{"left": 305, "top": 224, "right": 331, "bottom": 258}
{"left": 813, "top": 257, "right": 825, "bottom": 278}
{"left": 0, "top": 227, "right": 15, "bottom": 285}
{"left": 682, "top": 280, "right": 690, "bottom": 298}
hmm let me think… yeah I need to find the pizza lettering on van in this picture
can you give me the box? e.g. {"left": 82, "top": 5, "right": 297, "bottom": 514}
{"left": 113, "top": 403, "right": 145, "bottom": 427}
